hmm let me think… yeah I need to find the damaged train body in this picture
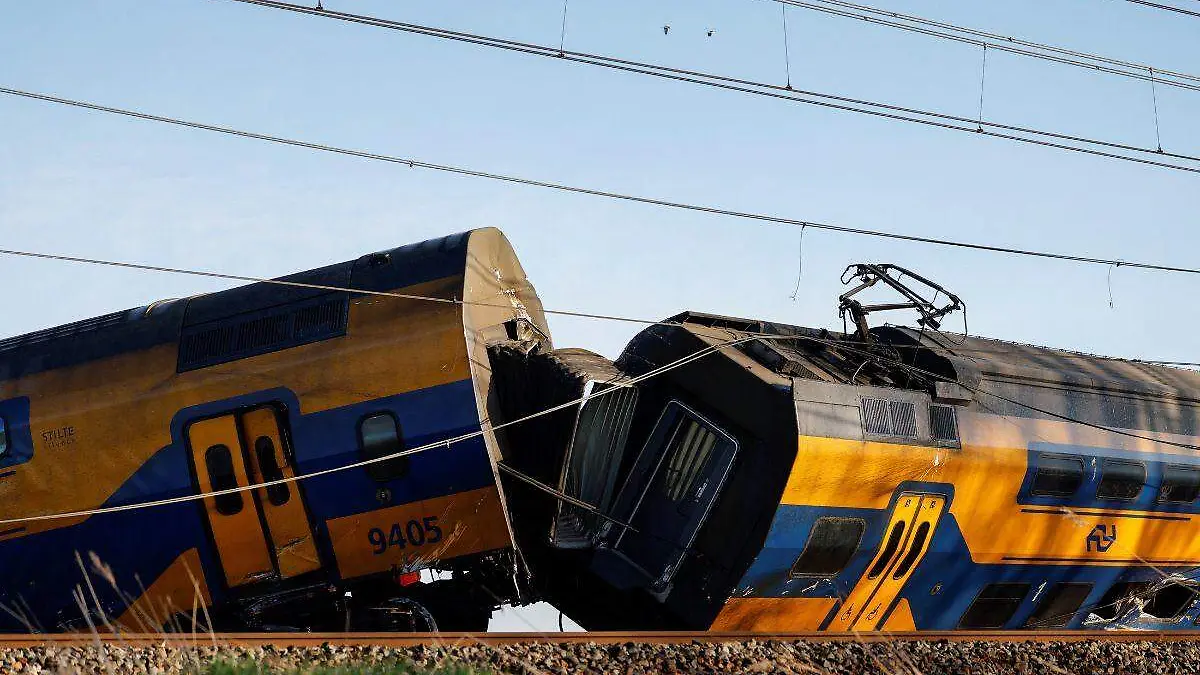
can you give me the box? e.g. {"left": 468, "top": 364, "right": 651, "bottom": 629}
{"left": 1, "top": 229, "right": 1198, "bottom": 632}
{"left": 0, "top": 229, "right": 549, "bottom": 632}
{"left": 497, "top": 267, "right": 1200, "bottom": 632}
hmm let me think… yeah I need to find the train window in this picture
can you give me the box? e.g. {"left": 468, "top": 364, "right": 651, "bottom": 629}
{"left": 1159, "top": 465, "right": 1200, "bottom": 504}
{"left": 1093, "top": 581, "right": 1151, "bottom": 620}
{"left": 204, "top": 444, "right": 244, "bottom": 516}
{"left": 1031, "top": 454, "right": 1084, "bottom": 497}
{"left": 891, "top": 521, "right": 931, "bottom": 579}
{"left": 1096, "top": 460, "right": 1146, "bottom": 501}
{"left": 663, "top": 417, "right": 719, "bottom": 505}
{"left": 958, "top": 583, "right": 1030, "bottom": 629}
{"left": 1023, "top": 583, "right": 1092, "bottom": 629}
{"left": 1146, "top": 583, "right": 1199, "bottom": 620}
{"left": 867, "top": 521, "right": 906, "bottom": 580}
{"left": 254, "top": 436, "right": 291, "bottom": 507}
{"left": 789, "top": 517, "right": 866, "bottom": 578}
{"left": 359, "top": 413, "right": 409, "bottom": 482}
{"left": 0, "top": 416, "right": 7, "bottom": 458}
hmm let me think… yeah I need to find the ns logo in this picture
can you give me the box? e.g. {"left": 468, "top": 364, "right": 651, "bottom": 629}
{"left": 1086, "top": 524, "right": 1117, "bottom": 553}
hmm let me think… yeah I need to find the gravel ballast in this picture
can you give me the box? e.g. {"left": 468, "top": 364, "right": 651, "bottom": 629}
{"left": 3, "top": 639, "right": 1200, "bottom": 674}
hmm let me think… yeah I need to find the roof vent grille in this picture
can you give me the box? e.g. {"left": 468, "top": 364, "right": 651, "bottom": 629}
{"left": 178, "top": 293, "right": 348, "bottom": 372}
{"left": 930, "top": 404, "right": 960, "bottom": 445}
{"left": 861, "top": 397, "right": 919, "bottom": 439}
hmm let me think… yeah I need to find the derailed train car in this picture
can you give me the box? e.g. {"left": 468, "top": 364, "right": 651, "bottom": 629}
{"left": 5, "top": 228, "right": 1200, "bottom": 633}
{"left": 495, "top": 267, "right": 1200, "bottom": 632}
{"left": 0, "top": 228, "right": 549, "bottom": 632}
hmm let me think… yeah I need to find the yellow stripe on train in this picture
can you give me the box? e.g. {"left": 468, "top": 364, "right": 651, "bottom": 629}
{"left": 783, "top": 434, "right": 1200, "bottom": 566}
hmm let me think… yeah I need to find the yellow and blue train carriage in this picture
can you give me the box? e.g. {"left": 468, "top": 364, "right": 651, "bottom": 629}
{"left": 711, "top": 325, "right": 1200, "bottom": 632}
{"left": 503, "top": 312, "right": 1200, "bottom": 632}
{"left": 0, "top": 228, "right": 548, "bottom": 632}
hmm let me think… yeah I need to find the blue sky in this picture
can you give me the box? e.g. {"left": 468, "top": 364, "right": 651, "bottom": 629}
{"left": 2, "top": 0, "right": 1198, "bottom": 629}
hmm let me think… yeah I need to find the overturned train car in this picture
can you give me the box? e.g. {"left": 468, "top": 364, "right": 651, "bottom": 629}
{"left": 497, "top": 314, "right": 1200, "bottom": 632}
{"left": 0, "top": 228, "right": 548, "bottom": 632}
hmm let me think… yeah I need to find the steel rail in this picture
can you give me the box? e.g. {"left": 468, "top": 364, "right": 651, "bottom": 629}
{"left": 3, "top": 631, "right": 1200, "bottom": 646}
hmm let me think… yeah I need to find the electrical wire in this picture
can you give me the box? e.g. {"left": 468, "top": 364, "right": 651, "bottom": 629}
{"left": 5, "top": 86, "right": 1200, "bottom": 279}
{"left": 0, "top": 332, "right": 763, "bottom": 527}
{"left": 1120, "top": 0, "right": 1200, "bottom": 19}
{"left": 770, "top": 0, "right": 1200, "bottom": 92}
{"left": 2, "top": 241, "right": 1196, "bottom": 376}
{"left": 215, "top": 0, "right": 1200, "bottom": 174}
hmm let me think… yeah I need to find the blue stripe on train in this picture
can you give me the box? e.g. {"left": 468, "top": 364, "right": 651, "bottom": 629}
{"left": 732, "top": 497, "right": 1200, "bottom": 630}
{"left": 0, "top": 377, "right": 493, "bottom": 631}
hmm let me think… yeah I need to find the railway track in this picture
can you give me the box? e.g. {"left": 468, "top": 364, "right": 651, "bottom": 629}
{"left": 2, "top": 630, "right": 1199, "bottom": 647}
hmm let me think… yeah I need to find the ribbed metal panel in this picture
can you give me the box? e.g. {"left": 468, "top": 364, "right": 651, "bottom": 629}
{"left": 930, "top": 404, "right": 960, "bottom": 443}
{"left": 861, "top": 397, "right": 891, "bottom": 435}
{"left": 178, "top": 293, "right": 348, "bottom": 372}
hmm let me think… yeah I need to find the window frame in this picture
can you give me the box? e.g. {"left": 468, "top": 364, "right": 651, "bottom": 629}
{"left": 357, "top": 411, "right": 409, "bottom": 483}
{"left": 1145, "top": 582, "right": 1199, "bottom": 621}
{"left": 1023, "top": 582, "right": 1093, "bottom": 629}
{"left": 1030, "top": 453, "right": 1085, "bottom": 497}
{"left": 958, "top": 582, "right": 1032, "bottom": 629}
{"left": 1095, "top": 459, "right": 1147, "bottom": 502}
{"left": 1159, "top": 464, "right": 1200, "bottom": 504}
{"left": 788, "top": 516, "right": 867, "bottom": 579}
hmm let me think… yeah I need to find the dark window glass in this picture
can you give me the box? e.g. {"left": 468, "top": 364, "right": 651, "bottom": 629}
{"left": 205, "top": 444, "right": 243, "bottom": 516}
{"left": 1159, "top": 465, "right": 1200, "bottom": 504}
{"left": 867, "top": 522, "right": 906, "bottom": 580}
{"left": 0, "top": 416, "right": 7, "bottom": 458}
{"left": 1096, "top": 460, "right": 1145, "bottom": 501}
{"left": 360, "top": 413, "right": 408, "bottom": 482}
{"left": 958, "top": 583, "right": 1030, "bottom": 629}
{"left": 662, "top": 418, "right": 718, "bottom": 506}
{"left": 1024, "top": 583, "right": 1092, "bottom": 629}
{"left": 1146, "top": 583, "right": 1198, "bottom": 620}
{"left": 891, "top": 521, "right": 931, "bottom": 579}
{"left": 1093, "top": 581, "right": 1151, "bottom": 620}
{"left": 1031, "top": 454, "right": 1084, "bottom": 497}
{"left": 254, "top": 436, "right": 291, "bottom": 507}
{"left": 789, "top": 518, "right": 866, "bottom": 577}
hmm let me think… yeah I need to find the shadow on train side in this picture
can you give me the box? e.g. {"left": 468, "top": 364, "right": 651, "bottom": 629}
{"left": 5, "top": 231, "right": 1200, "bottom": 633}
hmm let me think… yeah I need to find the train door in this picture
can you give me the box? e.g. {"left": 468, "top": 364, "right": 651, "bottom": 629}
{"left": 187, "top": 406, "right": 320, "bottom": 588}
{"left": 614, "top": 402, "right": 737, "bottom": 588}
{"left": 826, "top": 493, "right": 946, "bottom": 631}
{"left": 239, "top": 407, "right": 321, "bottom": 578}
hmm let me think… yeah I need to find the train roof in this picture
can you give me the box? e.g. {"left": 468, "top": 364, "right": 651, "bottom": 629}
{"left": 881, "top": 326, "right": 1200, "bottom": 400}
{"left": 0, "top": 231, "right": 482, "bottom": 381}
{"left": 668, "top": 311, "right": 1200, "bottom": 403}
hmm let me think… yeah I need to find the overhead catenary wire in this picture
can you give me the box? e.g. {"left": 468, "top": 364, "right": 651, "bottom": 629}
{"left": 3, "top": 243, "right": 1197, "bottom": 369}
{"left": 6, "top": 314, "right": 1200, "bottom": 529}
{"left": 213, "top": 0, "right": 1200, "bottom": 174}
{"left": 0, "top": 332, "right": 765, "bottom": 527}
{"left": 770, "top": 0, "right": 1200, "bottom": 92}
{"left": 1119, "top": 0, "right": 1200, "bottom": 19}
{"left": 4, "top": 86, "right": 1200, "bottom": 278}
